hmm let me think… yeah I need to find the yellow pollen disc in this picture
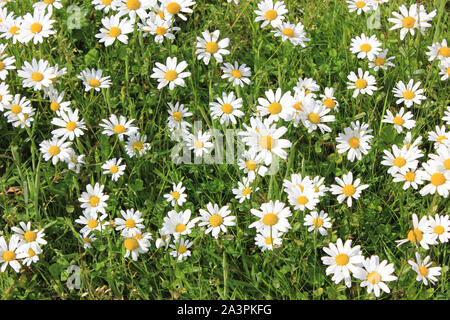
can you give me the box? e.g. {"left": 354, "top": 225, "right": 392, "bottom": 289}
{"left": 407, "top": 228, "right": 423, "bottom": 243}
{"left": 133, "top": 141, "right": 143, "bottom": 151}
{"left": 419, "top": 265, "right": 428, "bottom": 277}
{"left": 113, "top": 124, "right": 126, "bottom": 134}
{"left": 156, "top": 26, "right": 166, "bottom": 36}
{"left": 444, "top": 158, "right": 450, "bottom": 170}
{"left": 348, "top": 137, "right": 360, "bottom": 149}
{"left": 297, "top": 196, "right": 308, "bottom": 205}
{"left": 88, "top": 219, "right": 98, "bottom": 229}
{"left": 32, "top": 72, "right": 44, "bottom": 82}
{"left": 259, "top": 135, "right": 275, "bottom": 150}
{"left": 246, "top": 159, "right": 257, "bottom": 171}
{"left": 30, "top": 22, "right": 43, "bottom": 34}
{"left": 134, "top": 234, "right": 143, "bottom": 240}
{"left": 102, "top": 0, "right": 112, "bottom": 4}
{"left": 293, "top": 102, "right": 303, "bottom": 111}
{"left": 231, "top": 69, "right": 242, "bottom": 78}
{"left": 282, "top": 28, "right": 294, "bottom": 38}
{"left": 374, "top": 57, "right": 385, "bottom": 66}
{"left": 2, "top": 250, "right": 15, "bottom": 262}
{"left": 268, "top": 102, "right": 282, "bottom": 115}
{"left": 264, "top": 9, "right": 278, "bottom": 21}
{"left": 314, "top": 186, "right": 319, "bottom": 193}
{"left": 89, "top": 195, "right": 100, "bottom": 207}
{"left": 166, "top": 2, "right": 181, "bottom": 14}
{"left": 71, "top": 157, "right": 78, "bottom": 164}
{"left": 403, "top": 90, "right": 415, "bottom": 100}
{"left": 221, "top": 103, "right": 233, "bottom": 114}
{"left": 205, "top": 41, "right": 219, "bottom": 54}
{"left": 437, "top": 136, "right": 447, "bottom": 144}
{"left": 194, "top": 141, "right": 204, "bottom": 149}
{"left": 430, "top": 172, "right": 445, "bottom": 186}
{"left": 178, "top": 245, "right": 187, "bottom": 254}
{"left": 172, "top": 111, "right": 182, "bottom": 121}
{"left": 355, "top": 78, "right": 367, "bottom": 89}
{"left": 126, "top": 0, "right": 140, "bottom": 10}
{"left": 10, "top": 26, "right": 19, "bottom": 35}
{"left": 342, "top": 184, "right": 356, "bottom": 197}
{"left": 109, "top": 165, "right": 119, "bottom": 174}
{"left": 11, "top": 104, "right": 21, "bottom": 114}
{"left": 265, "top": 237, "right": 273, "bottom": 245}
{"left": 0, "top": 61, "right": 4, "bottom": 70}
{"left": 393, "top": 116, "right": 404, "bottom": 126}
{"left": 356, "top": 1, "right": 365, "bottom": 8}
{"left": 24, "top": 231, "right": 37, "bottom": 242}
{"left": 393, "top": 156, "right": 406, "bottom": 168}
{"left": 50, "top": 101, "right": 60, "bottom": 111}
{"left": 125, "top": 219, "right": 135, "bottom": 228}
{"left": 313, "top": 217, "right": 323, "bottom": 228}
{"left": 367, "top": 271, "right": 381, "bottom": 284}
{"left": 262, "top": 213, "right": 278, "bottom": 226}
{"left": 360, "top": 43, "right": 372, "bottom": 53}
{"left": 242, "top": 187, "right": 252, "bottom": 196}
{"left": 28, "top": 248, "right": 36, "bottom": 257}
{"left": 44, "top": 0, "right": 55, "bottom": 3}
{"left": 323, "top": 98, "right": 335, "bottom": 109}
{"left": 305, "top": 89, "right": 311, "bottom": 95}
{"left": 171, "top": 191, "right": 180, "bottom": 200}
{"left": 404, "top": 171, "right": 416, "bottom": 182}
{"left": 109, "top": 26, "right": 121, "bottom": 38}
{"left": 157, "top": 11, "right": 165, "bottom": 19}
{"left": 49, "top": 146, "right": 60, "bottom": 156}
{"left": 66, "top": 121, "right": 77, "bottom": 131}
{"left": 209, "top": 214, "right": 223, "bottom": 227}
{"left": 308, "top": 113, "right": 321, "bottom": 124}
{"left": 402, "top": 16, "right": 416, "bottom": 29}
{"left": 89, "top": 79, "right": 100, "bottom": 87}
{"left": 124, "top": 238, "right": 139, "bottom": 251}
{"left": 83, "top": 237, "right": 91, "bottom": 243}
{"left": 434, "top": 225, "right": 444, "bottom": 235}
{"left": 335, "top": 253, "right": 349, "bottom": 266}
{"left": 175, "top": 223, "right": 186, "bottom": 233}
{"left": 447, "top": 67, "right": 450, "bottom": 76}
{"left": 438, "top": 46, "right": 450, "bottom": 58}
{"left": 164, "top": 70, "right": 178, "bottom": 81}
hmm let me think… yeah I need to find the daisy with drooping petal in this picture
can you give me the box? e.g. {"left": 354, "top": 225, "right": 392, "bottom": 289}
{"left": 169, "top": 237, "right": 192, "bottom": 261}
{"left": 95, "top": 13, "right": 134, "bottom": 46}
{"left": 368, "top": 49, "right": 395, "bottom": 71}
{"left": 51, "top": 108, "right": 86, "bottom": 141}
{"left": 382, "top": 108, "right": 415, "bottom": 134}
{"left": 210, "top": 91, "right": 244, "bottom": 126}
{"left": 151, "top": 56, "right": 191, "bottom": 90}
{"left": 195, "top": 30, "right": 230, "bottom": 65}
{"left": 102, "top": 158, "right": 126, "bottom": 181}
{"left": 0, "top": 44, "right": 15, "bottom": 80}
{"left": 75, "top": 210, "right": 109, "bottom": 237}
{"left": 426, "top": 39, "right": 449, "bottom": 62}
{"left": 272, "top": 21, "right": 310, "bottom": 47}
{"left": 17, "top": 245, "right": 42, "bottom": 266}
{"left": 393, "top": 167, "right": 425, "bottom": 190}
{"left": 163, "top": 182, "right": 187, "bottom": 207}
{"left": 312, "top": 175, "right": 329, "bottom": 197}
{"left": 18, "top": 8, "right": 55, "bottom": 44}
{"left": 92, "top": 0, "right": 117, "bottom": 13}
{"left": 249, "top": 200, "right": 292, "bottom": 235}
{"left": 140, "top": 14, "right": 180, "bottom": 43}
{"left": 353, "top": 255, "right": 398, "bottom": 298}
{"left": 427, "top": 214, "right": 450, "bottom": 244}
{"left": 114, "top": 208, "right": 145, "bottom": 237}
{"left": 347, "top": 68, "right": 377, "bottom": 98}
{"left": 255, "top": 228, "right": 282, "bottom": 251}
{"left": 395, "top": 214, "right": 436, "bottom": 250}
{"left": 232, "top": 176, "right": 259, "bottom": 203}
{"left": 197, "top": 203, "right": 236, "bottom": 239}
{"left": 46, "top": 63, "right": 67, "bottom": 87}
{"left": 392, "top": 79, "right": 426, "bottom": 108}
{"left": 301, "top": 101, "right": 335, "bottom": 134}
{"left": 125, "top": 133, "right": 151, "bottom": 157}
{"left": 237, "top": 151, "right": 268, "bottom": 181}
{"left": 428, "top": 125, "right": 450, "bottom": 150}
{"left": 320, "top": 87, "right": 339, "bottom": 112}
{"left": 321, "top": 238, "right": 364, "bottom": 288}
{"left": 350, "top": 33, "right": 382, "bottom": 61}
{"left": 185, "top": 130, "right": 214, "bottom": 158}
{"left": 99, "top": 114, "right": 138, "bottom": 141}
{"left": 0, "top": 235, "right": 22, "bottom": 273}
{"left": 257, "top": 88, "right": 293, "bottom": 123}
{"left": 336, "top": 125, "right": 373, "bottom": 162}
{"left": 123, "top": 236, "right": 149, "bottom": 261}
{"left": 293, "top": 77, "right": 320, "bottom": 96}
{"left": 167, "top": 101, "right": 192, "bottom": 133}
{"left": 304, "top": 210, "right": 332, "bottom": 236}
{"left": 17, "top": 59, "right": 55, "bottom": 91}
{"left": 254, "top": 0, "right": 288, "bottom": 28}
{"left": 221, "top": 61, "right": 251, "bottom": 87}
{"left": 330, "top": 171, "right": 369, "bottom": 207}
{"left": 161, "top": 0, "right": 196, "bottom": 21}
{"left": 46, "top": 89, "right": 71, "bottom": 114}
{"left": 11, "top": 222, "right": 47, "bottom": 253}
{"left": 346, "top": 0, "right": 373, "bottom": 15}
{"left": 77, "top": 68, "right": 112, "bottom": 92}
{"left": 408, "top": 252, "right": 441, "bottom": 286}
{"left": 113, "top": 0, "right": 156, "bottom": 21}
{"left": 79, "top": 233, "right": 97, "bottom": 249}
{"left": 161, "top": 209, "right": 198, "bottom": 239}
{"left": 39, "top": 138, "right": 72, "bottom": 165}
{"left": 420, "top": 161, "right": 450, "bottom": 198}
{"left": 78, "top": 183, "right": 109, "bottom": 216}
{"left": 66, "top": 149, "right": 85, "bottom": 174}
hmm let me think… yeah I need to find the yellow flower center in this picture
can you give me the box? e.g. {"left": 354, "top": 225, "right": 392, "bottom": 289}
{"left": 355, "top": 78, "right": 367, "bottom": 89}
{"left": 296, "top": 184, "right": 304, "bottom": 192}
{"left": 164, "top": 70, "right": 178, "bottom": 81}
{"left": 28, "top": 248, "right": 36, "bottom": 257}
{"left": 44, "top": 0, "right": 55, "bottom": 3}
{"left": 434, "top": 225, "right": 444, "bottom": 235}
{"left": 109, "top": 165, "right": 119, "bottom": 174}
{"left": 209, "top": 214, "right": 223, "bottom": 227}
{"left": 360, "top": 43, "right": 372, "bottom": 53}
{"left": 83, "top": 237, "right": 91, "bottom": 243}
{"left": 438, "top": 46, "right": 450, "bottom": 58}
{"left": 66, "top": 121, "right": 77, "bottom": 131}
{"left": 356, "top": 1, "right": 366, "bottom": 8}
{"left": 444, "top": 158, "right": 450, "bottom": 170}
{"left": 419, "top": 265, "right": 428, "bottom": 277}
{"left": 265, "top": 236, "right": 273, "bottom": 245}
{"left": 102, "top": 0, "right": 112, "bottom": 4}
{"left": 308, "top": 113, "right": 321, "bottom": 124}
{"left": 367, "top": 271, "right": 381, "bottom": 285}
{"left": 2, "top": 250, "right": 15, "bottom": 262}
{"left": 282, "top": 28, "right": 294, "bottom": 38}
{"left": 0, "top": 61, "right": 4, "bottom": 70}
{"left": 246, "top": 159, "right": 257, "bottom": 171}
{"left": 172, "top": 111, "right": 182, "bottom": 121}
{"left": 171, "top": 191, "right": 180, "bottom": 199}
{"left": 30, "top": 22, "right": 43, "bottom": 34}
{"left": 157, "top": 11, "right": 165, "bottom": 19}
{"left": 124, "top": 238, "right": 139, "bottom": 251}
{"left": 11, "top": 104, "right": 21, "bottom": 114}
{"left": 156, "top": 26, "right": 167, "bottom": 36}
{"left": 49, "top": 146, "right": 60, "bottom": 156}
{"left": 126, "top": 0, "right": 140, "bottom": 10}
{"left": 89, "top": 195, "right": 100, "bottom": 207}
{"left": 342, "top": 184, "right": 356, "bottom": 197}
{"left": 88, "top": 219, "right": 98, "bottom": 229}
{"left": 393, "top": 156, "right": 406, "bottom": 168}
{"left": 402, "top": 16, "right": 416, "bottom": 29}
{"left": 242, "top": 187, "right": 252, "bottom": 196}
{"left": 178, "top": 245, "right": 187, "bottom": 254}
{"left": 89, "top": 79, "right": 100, "bottom": 87}
{"left": 268, "top": 102, "right": 282, "bottom": 115}
{"left": 221, "top": 103, "right": 233, "bottom": 114}
{"left": 109, "top": 26, "right": 121, "bottom": 38}
{"left": 32, "top": 72, "right": 44, "bottom": 82}
{"left": 262, "top": 213, "right": 278, "bottom": 226}
{"left": 264, "top": 9, "right": 278, "bottom": 21}
{"left": 293, "top": 101, "right": 303, "bottom": 111}
{"left": 407, "top": 228, "right": 423, "bottom": 243}
{"left": 297, "top": 196, "right": 308, "bottom": 205}
{"left": 125, "top": 219, "right": 135, "bottom": 228}
{"left": 404, "top": 171, "right": 416, "bottom": 182}
{"left": 259, "top": 135, "right": 275, "bottom": 150}
{"left": 437, "top": 136, "right": 447, "bottom": 144}
{"left": 50, "top": 101, "right": 60, "bottom": 111}
{"left": 205, "top": 41, "right": 219, "bottom": 54}
{"left": 348, "top": 137, "right": 360, "bottom": 149}
{"left": 24, "top": 230, "right": 37, "bottom": 242}
{"left": 194, "top": 141, "right": 204, "bottom": 149}
{"left": 323, "top": 98, "right": 335, "bottom": 109}
{"left": 403, "top": 90, "right": 415, "bottom": 100}
{"left": 335, "top": 253, "right": 349, "bottom": 266}
{"left": 430, "top": 172, "right": 445, "bottom": 186}
{"left": 313, "top": 217, "right": 323, "bottom": 228}
{"left": 10, "top": 26, "right": 20, "bottom": 35}
{"left": 175, "top": 223, "right": 186, "bottom": 233}
{"left": 113, "top": 124, "right": 126, "bottom": 134}
{"left": 231, "top": 69, "right": 242, "bottom": 78}
{"left": 374, "top": 57, "right": 385, "bottom": 66}
{"left": 393, "top": 116, "right": 404, "bottom": 126}
{"left": 133, "top": 141, "right": 143, "bottom": 151}
{"left": 166, "top": 2, "right": 181, "bottom": 14}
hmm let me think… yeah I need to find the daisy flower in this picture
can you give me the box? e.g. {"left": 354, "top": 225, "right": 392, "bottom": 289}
{"left": 312, "top": 175, "right": 329, "bottom": 197}
{"left": 439, "top": 59, "right": 450, "bottom": 81}
{"left": 151, "top": 56, "right": 191, "bottom": 90}
{"left": 185, "top": 130, "right": 214, "bottom": 158}
{"left": 272, "top": 21, "right": 310, "bottom": 47}
{"left": 18, "top": 8, "right": 55, "bottom": 44}
{"left": 395, "top": 213, "right": 436, "bottom": 250}
{"left": 428, "top": 125, "right": 450, "bottom": 150}
{"left": 293, "top": 77, "right": 320, "bottom": 96}
{"left": 254, "top": 0, "right": 288, "bottom": 28}
{"left": 210, "top": 91, "right": 244, "bottom": 126}
{"left": 114, "top": 208, "right": 145, "bottom": 237}
{"left": 95, "top": 13, "right": 134, "bottom": 46}
{"left": 350, "top": 33, "right": 382, "bottom": 61}
{"left": 169, "top": 237, "right": 193, "bottom": 261}
{"left": 381, "top": 144, "right": 422, "bottom": 176}
{"left": 368, "top": 49, "right": 395, "bottom": 71}
{"left": 140, "top": 14, "right": 180, "bottom": 43}
{"left": 255, "top": 228, "right": 282, "bottom": 252}
{"left": 392, "top": 79, "right": 426, "bottom": 108}
{"left": 51, "top": 108, "right": 86, "bottom": 141}
{"left": 197, "top": 203, "right": 236, "bottom": 239}
{"left": 221, "top": 61, "right": 251, "bottom": 87}
{"left": 0, "top": 235, "right": 22, "bottom": 273}
{"left": 427, "top": 214, "right": 450, "bottom": 244}
{"left": 125, "top": 133, "right": 151, "bottom": 157}
{"left": 77, "top": 68, "right": 112, "bottom": 92}
{"left": 161, "top": 0, "right": 196, "bottom": 21}
{"left": 284, "top": 88, "right": 313, "bottom": 126}
{"left": 426, "top": 39, "right": 449, "bottom": 62}
{"left": 0, "top": 44, "right": 16, "bottom": 80}
{"left": 346, "top": 0, "right": 373, "bottom": 15}
{"left": 249, "top": 200, "right": 292, "bottom": 235}
{"left": 257, "top": 88, "right": 293, "bottom": 123}
{"left": 163, "top": 182, "right": 187, "bottom": 207}
{"left": 113, "top": 0, "right": 156, "bottom": 21}
{"left": 408, "top": 252, "right": 441, "bottom": 286}
{"left": 78, "top": 183, "right": 109, "bottom": 216}
{"left": 0, "top": 81, "right": 12, "bottom": 111}
{"left": 388, "top": 4, "right": 435, "bottom": 40}
{"left": 286, "top": 183, "right": 319, "bottom": 211}
{"left": 167, "top": 101, "right": 192, "bottom": 133}
{"left": 336, "top": 126, "right": 373, "bottom": 162}
{"left": 353, "top": 255, "right": 398, "bottom": 298}
{"left": 99, "top": 114, "right": 138, "bottom": 141}
{"left": 321, "top": 238, "right": 364, "bottom": 288}
{"left": 330, "top": 171, "right": 369, "bottom": 207}
{"left": 47, "top": 63, "right": 67, "bottom": 86}
{"left": 75, "top": 210, "right": 109, "bottom": 237}
{"left": 237, "top": 151, "right": 268, "bottom": 181}
{"left": 428, "top": 145, "right": 450, "bottom": 172}
{"left": 195, "top": 30, "right": 230, "bottom": 65}
{"left": 79, "top": 233, "right": 97, "bottom": 249}
{"left": 232, "top": 176, "right": 259, "bottom": 203}
{"left": 66, "top": 150, "right": 85, "bottom": 174}
{"left": 102, "top": 158, "right": 126, "bottom": 181}
{"left": 304, "top": 210, "right": 332, "bottom": 236}
{"left": 123, "top": 236, "right": 149, "bottom": 261}
{"left": 92, "top": 0, "right": 117, "bottom": 13}
{"left": 420, "top": 161, "right": 450, "bottom": 198}
{"left": 346, "top": 68, "right": 377, "bottom": 98}
{"left": 3, "top": 94, "right": 32, "bottom": 122}
{"left": 161, "top": 209, "right": 198, "bottom": 239}
{"left": 17, "top": 59, "right": 55, "bottom": 91}
{"left": 320, "top": 87, "right": 339, "bottom": 112}
{"left": 17, "top": 245, "right": 42, "bottom": 266}
{"left": 300, "top": 101, "right": 335, "bottom": 134}
{"left": 39, "top": 138, "right": 72, "bottom": 165}
{"left": 33, "top": 0, "right": 63, "bottom": 13}
{"left": 11, "top": 221, "right": 47, "bottom": 253}
{"left": 0, "top": 15, "right": 22, "bottom": 44}
{"left": 382, "top": 107, "right": 415, "bottom": 134}
{"left": 392, "top": 168, "right": 425, "bottom": 190}
{"left": 46, "top": 89, "right": 71, "bottom": 114}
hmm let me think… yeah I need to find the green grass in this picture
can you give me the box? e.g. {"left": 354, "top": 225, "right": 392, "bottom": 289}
{"left": 0, "top": 0, "right": 449, "bottom": 300}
